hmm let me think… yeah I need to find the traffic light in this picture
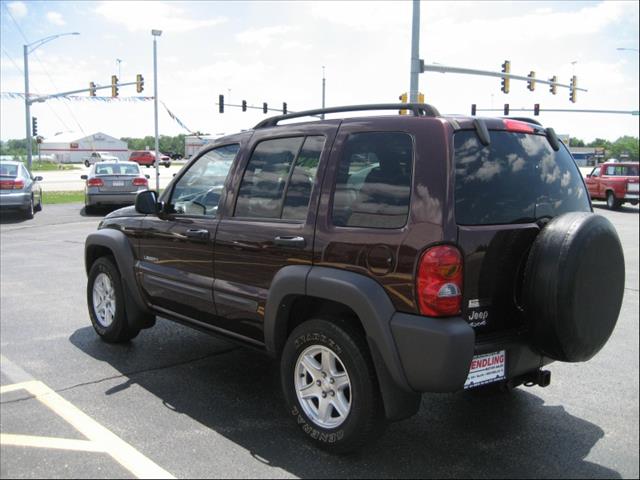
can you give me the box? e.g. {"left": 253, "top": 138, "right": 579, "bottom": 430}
{"left": 527, "top": 71, "right": 536, "bottom": 91}
{"left": 471, "top": 104, "right": 477, "bottom": 116}
{"left": 503, "top": 104, "right": 509, "bottom": 116}
{"left": 136, "top": 74, "right": 144, "bottom": 93}
{"left": 31, "top": 117, "right": 38, "bottom": 136}
{"left": 569, "top": 76, "right": 577, "bottom": 103}
{"left": 398, "top": 92, "right": 408, "bottom": 115}
{"left": 89, "top": 82, "right": 96, "bottom": 97}
{"left": 263, "top": 102, "right": 268, "bottom": 114}
{"left": 501, "top": 60, "right": 510, "bottom": 94}
{"left": 549, "top": 76, "right": 557, "bottom": 95}
{"left": 111, "top": 75, "right": 119, "bottom": 97}
{"left": 418, "top": 92, "right": 424, "bottom": 104}
{"left": 282, "top": 102, "right": 287, "bottom": 114}
{"left": 219, "top": 95, "right": 224, "bottom": 113}
{"left": 242, "top": 100, "right": 247, "bottom": 112}
{"left": 534, "top": 103, "right": 540, "bottom": 116}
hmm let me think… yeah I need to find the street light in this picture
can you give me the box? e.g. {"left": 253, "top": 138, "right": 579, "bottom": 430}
{"left": 152, "top": 29, "right": 162, "bottom": 193}
{"left": 24, "top": 32, "right": 79, "bottom": 170}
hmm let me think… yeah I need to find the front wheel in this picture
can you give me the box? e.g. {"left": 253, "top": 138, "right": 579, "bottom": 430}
{"left": 84, "top": 160, "right": 90, "bottom": 168}
{"left": 87, "top": 257, "right": 140, "bottom": 343}
{"left": 280, "top": 318, "right": 384, "bottom": 453}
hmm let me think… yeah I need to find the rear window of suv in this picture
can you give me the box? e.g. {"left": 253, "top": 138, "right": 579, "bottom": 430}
{"left": 454, "top": 130, "right": 590, "bottom": 225}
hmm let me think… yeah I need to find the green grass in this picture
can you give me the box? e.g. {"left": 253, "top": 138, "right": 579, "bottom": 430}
{"left": 32, "top": 161, "right": 79, "bottom": 171}
{"left": 43, "top": 191, "right": 85, "bottom": 204}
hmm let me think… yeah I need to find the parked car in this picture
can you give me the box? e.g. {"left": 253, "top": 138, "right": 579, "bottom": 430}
{"left": 162, "top": 151, "right": 183, "bottom": 160}
{"left": 81, "top": 161, "right": 149, "bottom": 212}
{"left": 0, "top": 160, "right": 43, "bottom": 219}
{"left": 83, "top": 151, "right": 120, "bottom": 168}
{"left": 129, "top": 150, "right": 171, "bottom": 168}
{"left": 84, "top": 104, "right": 625, "bottom": 453}
{"left": 585, "top": 162, "right": 639, "bottom": 209}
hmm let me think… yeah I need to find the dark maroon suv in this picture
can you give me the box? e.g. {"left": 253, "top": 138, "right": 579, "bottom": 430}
{"left": 84, "top": 104, "right": 625, "bottom": 453}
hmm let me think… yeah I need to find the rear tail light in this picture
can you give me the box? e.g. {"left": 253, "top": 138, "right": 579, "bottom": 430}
{"left": 503, "top": 119, "right": 535, "bottom": 134}
{"left": 0, "top": 179, "right": 24, "bottom": 190}
{"left": 132, "top": 177, "right": 148, "bottom": 186}
{"left": 416, "top": 245, "right": 463, "bottom": 317}
{"left": 87, "top": 178, "right": 104, "bottom": 187}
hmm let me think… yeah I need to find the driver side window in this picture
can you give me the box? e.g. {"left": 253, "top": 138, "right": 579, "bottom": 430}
{"left": 170, "top": 144, "right": 239, "bottom": 216}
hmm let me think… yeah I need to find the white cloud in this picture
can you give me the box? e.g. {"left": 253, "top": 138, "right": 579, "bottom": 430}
{"left": 46, "top": 12, "right": 66, "bottom": 26}
{"left": 7, "top": 1, "right": 27, "bottom": 18}
{"left": 95, "top": 1, "right": 227, "bottom": 33}
{"left": 235, "top": 26, "right": 298, "bottom": 47}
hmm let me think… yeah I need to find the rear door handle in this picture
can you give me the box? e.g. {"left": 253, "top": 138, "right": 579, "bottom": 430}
{"left": 273, "top": 236, "right": 306, "bottom": 248}
{"left": 185, "top": 229, "right": 210, "bottom": 240}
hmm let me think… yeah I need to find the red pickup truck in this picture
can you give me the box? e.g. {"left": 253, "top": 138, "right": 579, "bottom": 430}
{"left": 585, "top": 162, "right": 639, "bottom": 210}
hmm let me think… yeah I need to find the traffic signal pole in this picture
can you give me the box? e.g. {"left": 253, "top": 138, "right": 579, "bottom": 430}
{"left": 409, "top": 0, "right": 420, "bottom": 103}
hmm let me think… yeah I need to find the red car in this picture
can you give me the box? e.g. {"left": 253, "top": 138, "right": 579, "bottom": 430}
{"left": 585, "top": 162, "right": 639, "bottom": 209}
{"left": 128, "top": 151, "right": 172, "bottom": 168}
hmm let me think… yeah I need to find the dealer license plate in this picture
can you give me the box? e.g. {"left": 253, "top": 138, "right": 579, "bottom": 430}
{"left": 464, "top": 350, "right": 506, "bottom": 389}
{"left": 112, "top": 181, "right": 124, "bottom": 186}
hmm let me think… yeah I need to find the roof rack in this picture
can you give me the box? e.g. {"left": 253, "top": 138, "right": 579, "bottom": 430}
{"left": 254, "top": 103, "right": 440, "bottom": 129}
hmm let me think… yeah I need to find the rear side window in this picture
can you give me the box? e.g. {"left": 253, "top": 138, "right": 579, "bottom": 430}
{"left": 454, "top": 131, "right": 590, "bottom": 225}
{"left": 605, "top": 164, "right": 639, "bottom": 176}
{"left": 332, "top": 132, "right": 413, "bottom": 229}
{"left": 235, "top": 136, "right": 324, "bottom": 220}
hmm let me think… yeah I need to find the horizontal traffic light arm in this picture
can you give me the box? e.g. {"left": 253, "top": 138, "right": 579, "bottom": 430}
{"left": 422, "top": 64, "right": 588, "bottom": 92}
{"left": 216, "top": 101, "right": 292, "bottom": 114}
{"left": 475, "top": 107, "right": 637, "bottom": 115}
{"left": 28, "top": 81, "right": 141, "bottom": 104}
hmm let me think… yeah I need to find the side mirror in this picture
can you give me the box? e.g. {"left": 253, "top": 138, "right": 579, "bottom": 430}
{"left": 34, "top": 176, "right": 43, "bottom": 181}
{"left": 80, "top": 175, "right": 88, "bottom": 180}
{"left": 145, "top": 174, "right": 150, "bottom": 179}
{"left": 135, "top": 190, "right": 159, "bottom": 214}
{"left": 586, "top": 174, "right": 591, "bottom": 178}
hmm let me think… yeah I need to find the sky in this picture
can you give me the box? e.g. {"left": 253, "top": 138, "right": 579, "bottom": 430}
{"left": 0, "top": 0, "right": 638, "bottom": 144}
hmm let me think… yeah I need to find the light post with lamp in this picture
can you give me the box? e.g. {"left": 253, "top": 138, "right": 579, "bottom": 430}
{"left": 152, "top": 29, "right": 162, "bottom": 193}
{"left": 23, "top": 32, "right": 79, "bottom": 170}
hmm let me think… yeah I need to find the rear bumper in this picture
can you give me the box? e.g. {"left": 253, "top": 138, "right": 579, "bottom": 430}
{"left": 623, "top": 193, "right": 639, "bottom": 201}
{"left": 390, "top": 313, "right": 547, "bottom": 393}
{"left": 0, "top": 192, "right": 30, "bottom": 209}
{"left": 87, "top": 192, "right": 139, "bottom": 206}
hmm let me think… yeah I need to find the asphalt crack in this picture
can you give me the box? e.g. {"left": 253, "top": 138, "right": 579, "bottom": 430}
{"left": 0, "top": 347, "right": 238, "bottom": 405}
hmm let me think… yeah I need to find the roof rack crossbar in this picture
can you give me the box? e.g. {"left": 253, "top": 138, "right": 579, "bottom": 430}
{"left": 254, "top": 103, "right": 440, "bottom": 129}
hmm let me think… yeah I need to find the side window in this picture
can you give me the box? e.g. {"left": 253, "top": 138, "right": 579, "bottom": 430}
{"left": 605, "top": 166, "right": 615, "bottom": 175}
{"left": 170, "top": 144, "right": 239, "bottom": 216}
{"left": 282, "top": 136, "right": 325, "bottom": 220}
{"left": 332, "top": 132, "right": 413, "bottom": 229}
{"left": 235, "top": 137, "right": 304, "bottom": 218}
{"left": 591, "top": 167, "right": 600, "bottom": 177}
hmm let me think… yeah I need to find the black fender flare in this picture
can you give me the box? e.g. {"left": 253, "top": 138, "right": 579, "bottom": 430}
{"left": 264, "top": 265, "right": 412, "bottom": 393}
{"left": 85, "top": 229, "right": 154, "bottom": 329}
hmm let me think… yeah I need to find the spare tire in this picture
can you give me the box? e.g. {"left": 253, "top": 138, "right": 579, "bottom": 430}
{"left": 522, "top": 212, "right": 625, "bottom": 362}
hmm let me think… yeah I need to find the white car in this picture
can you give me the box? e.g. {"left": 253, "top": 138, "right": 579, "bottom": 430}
{"left": 83, "top": 151, "right": 120, "bottom": 167}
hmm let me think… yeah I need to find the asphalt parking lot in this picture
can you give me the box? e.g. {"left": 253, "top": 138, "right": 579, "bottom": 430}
{"left": 1, "top": 202, "right": 638, "bottom": 479}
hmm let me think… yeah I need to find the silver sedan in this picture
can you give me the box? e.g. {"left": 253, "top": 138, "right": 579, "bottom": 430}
{"left": 0, "top": 160, "right": 43, "bottom": 219}
{"left": 82, "top": 162, "right": 149, "bottom": 212}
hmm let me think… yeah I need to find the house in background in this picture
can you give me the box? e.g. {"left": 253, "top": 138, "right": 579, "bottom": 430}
{"left": 39, "top": 132, "right": 128, "bottom": 163}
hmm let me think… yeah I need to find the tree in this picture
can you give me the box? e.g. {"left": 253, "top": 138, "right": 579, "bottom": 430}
{"left": 569, "top": 138, "right": 585, "bottom": 147}
{"left": 609, "top": 136, "right": 639, "bottom": 162}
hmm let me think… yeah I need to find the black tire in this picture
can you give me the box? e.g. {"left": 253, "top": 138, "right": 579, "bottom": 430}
{"left": 84, "top": 160, "right": 90, "bottom": 168}
{"left": 281, "top": 318, "right": 385, "bottom": 453}
{"left": 87, "top": 256, "right": 140, "bottom": 343}
{"left": 34, "top": 192, "right": 43, "bottom": 212}
{"left": 606, "top": 191, "right": 622, "bottom": 210}
{"left": 23, "top": 196, "right": 34, "bottom": 219}
{"left": 164, "top": 162, "right": 171, "bottom": 168}
{"left": 84, "top": 204, "right": 95, "bottom": 215}
{"left": 522, "top": 212, "right": 625, "bottom": 362}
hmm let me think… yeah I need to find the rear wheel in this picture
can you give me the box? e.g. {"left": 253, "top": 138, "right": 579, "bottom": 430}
{"left": 34, "top": 192, "right": 43, "bottom": 212}
{"left": 87, "top": 257, "right": 140, "bottom": 343}
{"left": 281, "top": 318, "right": 384, "bottom": 453}
{"left": 606, "top": 191, "right": 621, "bottom": 210}
{"left": 84, "top": 160, "right": 90, "bottom": 168}
{"left": 23, "top": 196, "right": 34, "bottom": 219}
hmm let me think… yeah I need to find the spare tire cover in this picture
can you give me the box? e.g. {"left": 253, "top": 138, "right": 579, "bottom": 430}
{"left": 522, "top": 212, "right": 625, "bottom": 362}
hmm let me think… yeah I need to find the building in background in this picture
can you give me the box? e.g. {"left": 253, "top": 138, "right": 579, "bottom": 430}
{"left": 39, "top": 132, "right": 128, "bottom": 163}
{"left": 184, "top": 134, "right": 224, "bottom": 159}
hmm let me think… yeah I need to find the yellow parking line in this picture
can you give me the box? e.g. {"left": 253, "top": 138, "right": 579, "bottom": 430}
{"left": 1, "top": 381, "right": 175, "bottom": 479}
{"left": 1, "top": 434, "right": 105, "bottom": 452}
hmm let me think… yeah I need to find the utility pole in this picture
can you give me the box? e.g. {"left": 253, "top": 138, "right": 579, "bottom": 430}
{"left": 409, "top": 0, "right": 420, "bottom": 102}
{"left": 152, "top": 29, "right": 162, "bottom": 193}
{"left": 321, "top": 66, "right": 326, "bottom": 120}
